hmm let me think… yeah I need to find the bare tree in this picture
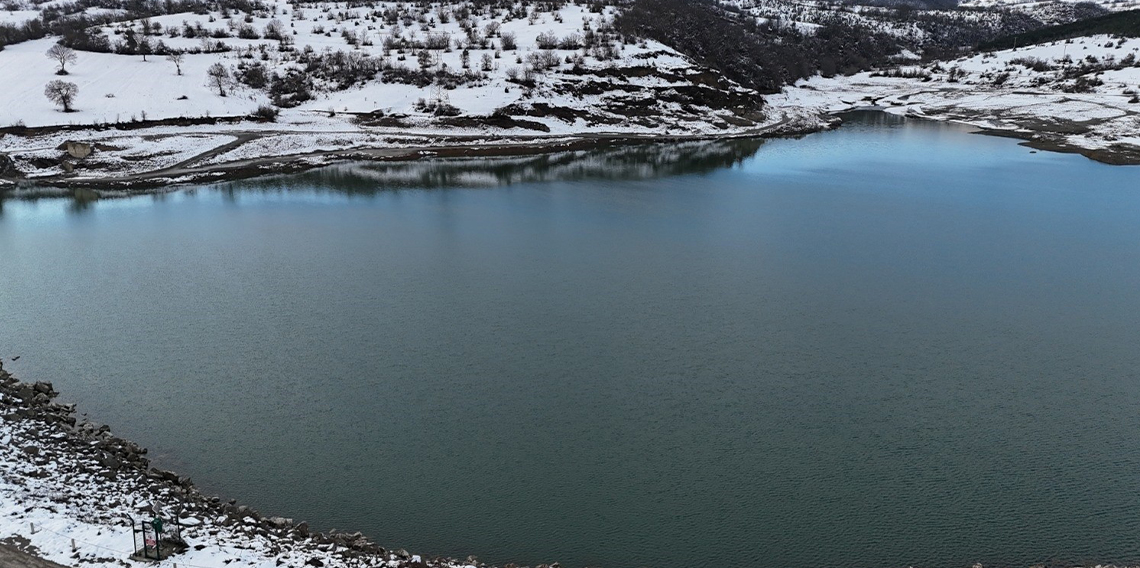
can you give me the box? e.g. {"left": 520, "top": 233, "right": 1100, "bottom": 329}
{"left": 44, "top": 80, "right": 78, "bottom": 112}
{"left": 206, "top": 62, "right": 230, "bottom": 96}
{"left": 45, "top": 44, "right": 77, "bottom": 75}
{"left": 166, "top": 51, "right": 184, "bottom": 75}
{"left": 138, "top": 35, "right": 152, "bottom": 61}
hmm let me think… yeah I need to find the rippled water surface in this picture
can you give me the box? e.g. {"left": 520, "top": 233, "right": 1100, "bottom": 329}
{"left": 3, "top": 113, "right": 1140, "bottom": 568}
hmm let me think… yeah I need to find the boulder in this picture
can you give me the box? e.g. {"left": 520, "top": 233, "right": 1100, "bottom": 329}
{"left": 153, "top": 468, "right": 179, "bottom": 483}
{"left": 98, "top": 453, "right": 121, "bottom": 470}
{"left": 0, "top": 154, "right": 16, "bottom": 176}
{"left": 57, "top": 141, "right": 94, "bottom": 159}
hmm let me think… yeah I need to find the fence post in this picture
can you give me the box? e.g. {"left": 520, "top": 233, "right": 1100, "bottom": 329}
{"left": 141, "top": 520, "right": 151, "bottom": 560}
{"left": 71, "top": 539, "right": 76, "bottom": 552}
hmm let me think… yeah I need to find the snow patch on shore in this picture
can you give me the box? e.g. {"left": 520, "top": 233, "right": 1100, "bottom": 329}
{"left": 778, "top": 35, "right": 1140, "bottom": 159}
{"left": 0, "top": 372, "right": 485, "bottom": 568}
{"left": 1, "top": 418, "right": 361, "bottom": 567}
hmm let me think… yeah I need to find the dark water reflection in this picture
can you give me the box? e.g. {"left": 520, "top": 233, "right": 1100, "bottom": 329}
{"left": 3, "top": 114, "right": 1140, "bottom": 568}
{"left": 226, "top": 138, "right": 766, "bottom": 199}
{"left": 2, "top": 137, "right": 766, "bottom": 215}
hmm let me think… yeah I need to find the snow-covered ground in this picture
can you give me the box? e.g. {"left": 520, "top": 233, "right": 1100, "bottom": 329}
{"left": 0, "top": 36, "right": 269, "bottom": 127}
{"left": 778, "top": 35, "right": 1140, "bottom": 161}
{"left": 721, "top": 0, "right": 1107, "bottom": 49}
{"left": 4, "top": 0, "right": 1139, "bottom": 189}
{"left": 0, "top": 0, "right": 790, "bottom": 186}
{"left": 0, "top": 8, "right": 39, "bottom": 24}
{"left": 959, "top": 0, "right": 1140, "bottom": 12}
{"left": 0, "top": 0, "right": 758, "bottom": 130}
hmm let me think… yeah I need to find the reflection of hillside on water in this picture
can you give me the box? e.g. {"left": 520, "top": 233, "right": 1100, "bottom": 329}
{"left": 244, "top": 138, "right": 767, "bottom": 194}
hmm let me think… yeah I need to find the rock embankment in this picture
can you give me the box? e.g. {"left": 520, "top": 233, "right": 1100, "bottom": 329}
{"left": 0, "top": 361, "right": 553, "bottom": 568}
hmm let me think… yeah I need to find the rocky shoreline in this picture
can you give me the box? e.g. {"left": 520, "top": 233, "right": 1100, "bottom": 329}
{"left": 967, "top": 125, "right": 1140, "bottom": 165}
{"left": 0, "top": 360, "right": 547, "bottom": 568}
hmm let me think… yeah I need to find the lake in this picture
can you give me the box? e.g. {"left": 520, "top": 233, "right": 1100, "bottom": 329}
{"left": 2, "top": 113, "right": 1140, "bottom": 568}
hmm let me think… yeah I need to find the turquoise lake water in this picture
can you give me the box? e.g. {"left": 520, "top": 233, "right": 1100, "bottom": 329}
{"left": 3, "top": 113, "right": 1140, "bottom": 568}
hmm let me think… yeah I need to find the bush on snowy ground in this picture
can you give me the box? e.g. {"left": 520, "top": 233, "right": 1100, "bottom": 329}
{"left": 251, "top": 104, "right": 278, "bottom": 120}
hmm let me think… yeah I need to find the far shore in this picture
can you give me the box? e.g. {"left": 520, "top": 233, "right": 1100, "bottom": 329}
{"left": 2, "top": 106, "right": 1136, "bottom": 199}
{"left": 0, "top": 113, "right": 819, "bottom": 195}
{"left": 968, "top": 126, "right": 1140, "bottom": 165}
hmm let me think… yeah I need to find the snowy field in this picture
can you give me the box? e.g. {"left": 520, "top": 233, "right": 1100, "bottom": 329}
{"left": 959, "top": 0, "right": 1140, "bottom": 12}
{"left": 0, "top": 0, "right": 790, "bottom": 186}
{"left": 0, "top": 36, "right": 268, "bottom": 127}
{"left": 0, "top": 0, "right": 754, "bottom": 129}
{"left": 0, "top": 8, "right": 39, "bottom": 24}
{"left": 4, "top": 0, "right": 1140, "bottom": 187}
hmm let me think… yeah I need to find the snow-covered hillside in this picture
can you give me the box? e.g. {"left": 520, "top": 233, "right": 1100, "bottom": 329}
{"left": 959, "top": 0, "right": 1140, "bottom": 13}
{"left": 2, "top": 36, "right": 267, "bottom": 125}
{"left": 726, "top": 0, "right": 1025, "bottom": 43}
{"left": 780, "top": 34, "right": 1140, "bottom": 162}
{"left": 0, "top": 0, "right": 763, "bottom": 131}
{"left": 3, "top": 0, "right": 1139, "bottom": 188}
{"left": 0, "top": 0, "right": 807, "bottom": 185}
{"left": 0, "top": 0, "right": 803, "bottom": 187}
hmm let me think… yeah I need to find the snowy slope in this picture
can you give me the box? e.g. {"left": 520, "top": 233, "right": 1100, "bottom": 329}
{"left": 0, "top": 37, "right": 269, "bottom": 127}
{"left": 959, "top": 0, "right": 1140, "bottom": 12}
{"left": 0, "top": 0, "right": 763, "bottom": 132}
{"left": 780, "top": 35, "right": 1140, "bottom": 156}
